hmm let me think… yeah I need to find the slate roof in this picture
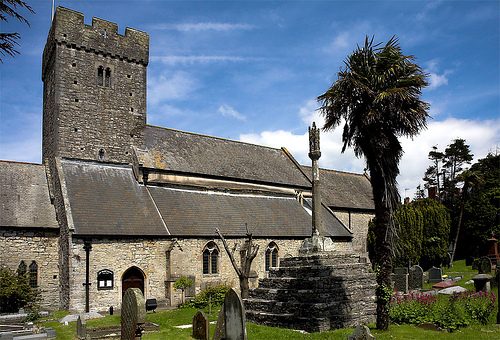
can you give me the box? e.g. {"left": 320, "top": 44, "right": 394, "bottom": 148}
{"left": 0, "top": 161, "right": 58, "bottom": 229}
{"left": 61, "top": 159, "right": 350, "bottom": 238}
{"left": 142, "top": 125, "right": 311, "bottom": 188}
{"left": 301, "top": 166, "right": 375, "bottom": 211}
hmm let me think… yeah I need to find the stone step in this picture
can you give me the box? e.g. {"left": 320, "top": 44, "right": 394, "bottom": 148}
{"left": 279, "top": 253, "right": 368, "bottom": 267}
{"left": 257, "top": 274, "right": 376, "bottom": 290}
{"left": 268, "top": 263, "right": 371, "bottom": 279}
{"left": 248, "top": 284, "right": 376, "bottom": 302}
{"left": 244, "top": 297, "right": 376, "bottom": 318}
{"left": 245, "top": 309, "right": 376, "bottom": 333}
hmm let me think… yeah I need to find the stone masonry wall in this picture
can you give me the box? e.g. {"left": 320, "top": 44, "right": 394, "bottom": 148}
{"left": 68, "top": 236, "right": 308, "bottom": 313}
{"left": 0, "top": 228, "right": 60, "bottom": 310}
{"left": 42, "top": 7, "right": 148, "bottom": 164}
{"left": 333, "top": 211, "right": 373, "bottom": 259}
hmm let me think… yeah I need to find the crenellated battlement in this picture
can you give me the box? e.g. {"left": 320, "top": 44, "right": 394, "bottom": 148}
{"left": 43, "top": 7, "right": 148, "bottom": 79}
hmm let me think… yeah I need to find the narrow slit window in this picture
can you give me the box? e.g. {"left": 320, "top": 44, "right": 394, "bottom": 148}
{"left": 29, "top": 261, "right": 38, "bottom": 288}
{"left": 105, "top": 68, "right": 111, "bottom": 87}
{"left": 97, "top": 66, "right": 104, "bottom": 86}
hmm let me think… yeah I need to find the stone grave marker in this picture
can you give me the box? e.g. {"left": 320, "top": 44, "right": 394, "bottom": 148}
{"left": 409, "top": 265, "right": 424, "bottom": 290}
{"left": 76, "top": 315, "right": 87, "bottom": 339}
{"left": 212, "top": 304, "right": 225, "bottom": 340}
{"left": 428, "top": 267, "right": 442, "bottom": 284}
{"left": 193, "top": 310, "right": 209, "bottom": 340}
{"left": 478, "top": 256, "right": 492, "bottom": 274}
{"left": 393, "top": 273, "right": 408, "bottom": 293}
{"left": 472, "top": 258, "right": 480, "bottom": 270}
{"left": 121, "top": 288, "right": 146, "bottom": 340}
{"left": 224, "top": 288, "right": 247, "bottom": 340}
{"left": 394, "top": 267, "right": 408, "bottom": 275}
{"left": 347, "top": 325, "right": 375, "bottom": 340}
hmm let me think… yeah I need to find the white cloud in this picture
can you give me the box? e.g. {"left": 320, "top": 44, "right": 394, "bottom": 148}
{"left": 148, "top": 71, "right": 199, "bottom": 105}
{"left": 151, "top": 55, "right": 263, "bottom": 65}
{"left": 151, "top": 22, "right": 254, "bottom": 32}
{"left": 218, "top": 105, "right": 247, "bottom": 121}
{"left": 427, "top": 72, "right": 449, "bottom": 90}
{"left": 240, "top": 100, "right": 500, "bottom": 201}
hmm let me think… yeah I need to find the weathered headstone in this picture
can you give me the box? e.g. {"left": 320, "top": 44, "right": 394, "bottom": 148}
{"left": 409, "top": 265, "right": 424, "bottom": 290}
{"left": 392, "top": 273, "right": 408, "bottom": 293}
{"left": 121, "top": 288, "right": 146, "bottom": 340}
{"left": 347, "top": 325, "right": 376, "bottom": 340}
{"left": 478, "top": 256, "right": 492, "bottom": 274}
{"left": 77, "top": 315, "right": 87, "bottom": 339}
{"left": 394, "top": 267, "right": 408, "bottom": 275}
{"left": 212, "top": 305, "right": 225, "bottom": 340}
{"left": 224, "top": 288, "right": 247, "bottom": 340}
{"left": 428, "top": 267, "right": 442, "bottom": 284}
{"left": 193, "top": 310, "right": 209, "bottom": 340}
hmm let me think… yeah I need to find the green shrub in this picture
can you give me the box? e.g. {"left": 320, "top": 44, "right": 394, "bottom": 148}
{"left": 390, "top": 291, "right": 437, "bottom": 324}
{"left": 458, "top": 290, "right": 497, "bottom": 325}
{"left": 0, "top": 265, "right": 41, "bottom": 318}
{"left": 181, "top": 282, "right": 232, "bottom": 309}
{"left": 432, "top": 295, "right": 468, "bottom": 331}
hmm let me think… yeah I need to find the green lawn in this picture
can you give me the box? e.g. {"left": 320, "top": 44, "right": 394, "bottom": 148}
{"left": 39, "top": 260, "right": 500, "bottom": 339}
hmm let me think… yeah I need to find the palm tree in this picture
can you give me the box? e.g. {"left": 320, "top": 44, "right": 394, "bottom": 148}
{"left": 317, "top": 36, "right": 429, "bottom": 330}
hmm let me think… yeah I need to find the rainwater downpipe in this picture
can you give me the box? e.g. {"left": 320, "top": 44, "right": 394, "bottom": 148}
{"left": 83, "top": 239, "right": 92, "bottom": 313}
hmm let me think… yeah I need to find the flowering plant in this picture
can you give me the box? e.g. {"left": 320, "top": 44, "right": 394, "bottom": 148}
{"left": 389, "top": 291, "right": 437, "bottom": 324}
{"left": 457, "top": 290, "right": 497, "bottom": 325}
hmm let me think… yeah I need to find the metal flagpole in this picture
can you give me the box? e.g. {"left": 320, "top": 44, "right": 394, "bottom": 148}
{"left": 51, "top": 0, "right": 55, "bottom": 21}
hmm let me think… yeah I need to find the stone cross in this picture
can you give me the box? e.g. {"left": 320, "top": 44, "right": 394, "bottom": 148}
{"left": 224, "top": 288, "right": 247, "bottom": 340}
{"left": 193, "top": 310, "right": 209, "bottom": 340}
{"left": 121, "top": 288, "right": 146, "bottom": 340}
{"left": 76, "top": 315, "right": 87, "bottom": 339}
{"left": 308, "top": 122, "right": 323, "bottom": 237}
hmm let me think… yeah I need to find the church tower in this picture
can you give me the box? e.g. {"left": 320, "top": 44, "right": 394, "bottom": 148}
{"left": 42, "top": 7, "right": 149, "bottom": 164}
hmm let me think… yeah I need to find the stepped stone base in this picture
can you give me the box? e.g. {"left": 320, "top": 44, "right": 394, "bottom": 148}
{"left": 245, "top": 253, "right": 376, "bottom": 333}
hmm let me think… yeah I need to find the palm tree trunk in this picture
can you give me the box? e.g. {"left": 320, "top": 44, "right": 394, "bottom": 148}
{"left": 371, "top": 172, "right": 393, "bottom": 330}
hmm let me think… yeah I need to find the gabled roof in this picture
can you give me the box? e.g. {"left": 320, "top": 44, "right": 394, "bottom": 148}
{"left": 301, "top": 166, "right": 374, "bottom": 211}
{"left": 61, "top": 159, "right": 350, "bottom": 238}
{"left": 141, "top": 125, "right": 311, "bottom": 188}
{"left": 0, "top": 161, "right": 58, "bottom": 229}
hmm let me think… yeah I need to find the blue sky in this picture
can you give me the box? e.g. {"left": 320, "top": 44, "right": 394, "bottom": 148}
{"left": 1, "top": 0, "right": 499, "bottom": 198}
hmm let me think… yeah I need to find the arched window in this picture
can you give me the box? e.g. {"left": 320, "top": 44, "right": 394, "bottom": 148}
{"left": 29, "top": 261, "right": 38, "bottom": 288}
{"left": 97, "top": 269, "right": 114, "bottom": 290}
{"left": 18, "top": 261, "right": 27, "bottom": 276}
{"left": 265, "top": 242, "right": 279, "bottom": 271}
{"left": 104, "top": 68, "right": 111, "bottom": 87}
{"left": 202, "top": 242, "right": 219, "bottom": 274}
{"left": 97, "top": 66, "right": 104, "bottom": 86}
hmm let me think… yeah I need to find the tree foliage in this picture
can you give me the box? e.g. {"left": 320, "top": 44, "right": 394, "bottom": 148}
{"left": 392, "top": 203, "right": 424, "bottom": 267}
{"left": 173, "top": 276, "right": 193, "bottom": 304}
{"left": 0, "top": 265, "right": 41, "bottom": 316}
{"left": 318, "top": 35, "right": 429, "bottom": 330}
{"left": 0, "top": 0, "right": 35, "bottom": 63}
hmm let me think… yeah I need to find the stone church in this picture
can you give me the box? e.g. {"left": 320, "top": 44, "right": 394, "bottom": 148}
{"left": 0, "top": 7, "right": 374, "bottom": 313}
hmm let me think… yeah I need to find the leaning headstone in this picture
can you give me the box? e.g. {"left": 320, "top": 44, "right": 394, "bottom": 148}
{"left": 121, "top": 288, "right": 146, "bottom": 340}
{"left": 212, "top": 304, "right": 225, "bottom": 340}
{"left": 409, "top": 265, "right": 424, "bottom": 290}
{"left": 76, "top": 315, "right": 87, "bottom": 339}
{"left": 224, "top": 288, "right": 247, "bottom": 340}
{"left": 428, "top": 267, "right": 442, "bottom": 284}
{"left": 478, "top": 256, "right": 492, "bottom": 274}
{"left": 347, "top": 325, "right": 376, "bottom": 340}
{"left": 193, "top": 310, "right": 209, "bottom": 340}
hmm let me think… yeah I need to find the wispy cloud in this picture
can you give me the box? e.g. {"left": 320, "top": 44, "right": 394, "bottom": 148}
{"left": 424, "top": 59, "right": 454, "bottom": 91}
{"left": 151, "top": 22, "right": 255, "bottom": 32}
{"left": 148, "top": 71, "right": 199, "bottom": 105}
{"left": 218, "top": 105, "right": 247, "bottom": 121}
{"left": 151, "top": 55, "right": 264, "bottom": 65}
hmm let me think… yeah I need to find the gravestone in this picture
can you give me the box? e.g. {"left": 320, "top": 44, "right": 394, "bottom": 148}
{"left": 409, "top": 265, "right": 424, "bottom": 290}
{"left": 76, "top": 315, "right": 87, "bottom": 339}
{"left": 121, "top": 288, "right": 146, "bottom": 340}
{"left": 45, "top": 327, "right": 57, "bottom": 339}
{"left": 428, "top": 267, "right": 442, "bottom": 284}
{"left": 472, "top": 258, "right": 480, "bottom": 270}
{"left": 394, "top": 267, "right": 408, "bottom": 275}
{"left": 224, "top": 288, "right": 247, "bottom": 340}
{"left": 478, "top": 256, "right": 492, "bottom": 274}
{"left": 347, "top": 325, "right": 375, "bottom": 340}
{"left": 193, "top": 310, "right": 209, "bottom": 340}
{"left": 0, "top": 332, "right": 13, "bottom": 340}
{"left": 212, "top": 304, "right": 225, "bottom": 340}
{"left": 392, "top": 273, "right": 408, "bottom": 293}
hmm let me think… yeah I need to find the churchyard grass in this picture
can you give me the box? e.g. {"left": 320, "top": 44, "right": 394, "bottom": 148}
{"left": 35, "top": 306, "right": 500, "bottom": 339}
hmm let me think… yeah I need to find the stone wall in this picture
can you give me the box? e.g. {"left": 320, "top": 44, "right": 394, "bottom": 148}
{"left": 332, "top": 210, "right": 373, "bottom": 258}
{"left": 42, "top": 7, "right": 148, "bottom": 164}
{"left": 0, "top": 228, "right": 60, "bottom": 310}
{"left": 67, "top": 236, "right": 306, "bottom": 313}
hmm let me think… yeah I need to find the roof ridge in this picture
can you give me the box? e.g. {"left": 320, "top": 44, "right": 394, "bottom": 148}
{"left": 0, "top": 160, "right": 43, "bottom": 166}
{"left": 301, "top": 164, "right": 366, "bottom": 178}
{"left": 145, "top": 124, "right": 284, "bottom": 152}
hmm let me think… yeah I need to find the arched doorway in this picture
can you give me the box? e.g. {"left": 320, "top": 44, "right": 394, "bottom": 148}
{"left": 122, "top": 267, "right": 145, "bottom": 297}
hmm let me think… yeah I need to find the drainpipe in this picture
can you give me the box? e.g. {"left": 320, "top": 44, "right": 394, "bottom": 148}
{"left": 83, "top": 239, "right": 92, "bottom": 313}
